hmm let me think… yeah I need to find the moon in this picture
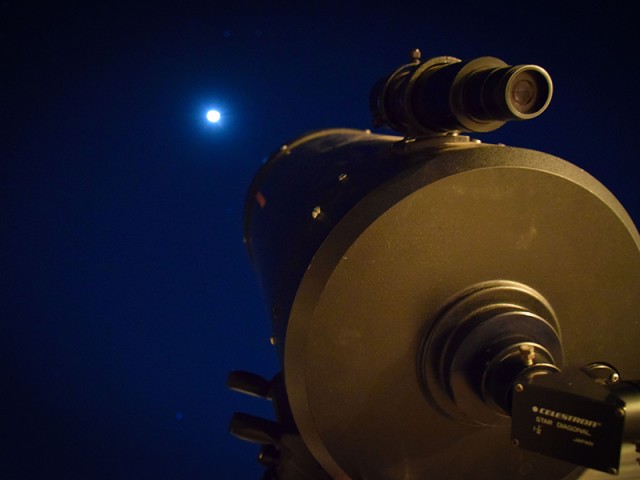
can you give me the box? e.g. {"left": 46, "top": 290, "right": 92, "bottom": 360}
{"left": 206, "top": 109, "right": 221, "bottom": 123}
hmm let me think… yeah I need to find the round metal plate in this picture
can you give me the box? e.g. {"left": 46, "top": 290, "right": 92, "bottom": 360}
{"left": 285, "top": 145, "right": 640, "bottom": 480}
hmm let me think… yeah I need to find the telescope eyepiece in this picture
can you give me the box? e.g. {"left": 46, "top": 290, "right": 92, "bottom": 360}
{"left": 482, "top": 64, "right": 552, "bottom": 120}
{"left": 509, "top": 68, "right": 547, "bottom": 115}
{"left": 370, "top": 54, "right": 553, "bottom": 136}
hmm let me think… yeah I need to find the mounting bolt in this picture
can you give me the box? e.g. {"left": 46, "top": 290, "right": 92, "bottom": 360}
{"left": 615, "top": 407, "right": 626, "bottom": 418}
{"left": 512, "top": 438, "right": 520, "bottom": 447}
{"left": 519, "top": 345, "right": 536, "bottom": 366}
{"left": 515, "top": 383, "right": 525, "bottom": 393}
{"left": 607, "top": 372, "right": 620, "bottom": 384}
{"left": 258, "top": 445, "right": 280, "bottom": 467}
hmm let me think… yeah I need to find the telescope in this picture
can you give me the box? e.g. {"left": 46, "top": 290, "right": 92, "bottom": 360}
{"left": 228, "top": 51, "right": 640, "bottom": 479}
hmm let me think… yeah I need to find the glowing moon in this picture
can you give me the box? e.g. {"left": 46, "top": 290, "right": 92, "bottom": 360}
{"left": 206, "top": 110, "right": 221, "bottom": 123}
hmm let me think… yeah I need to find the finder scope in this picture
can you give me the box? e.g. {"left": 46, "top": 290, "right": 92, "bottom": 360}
{"left": 370, "top": 52, "right": 553, "bottom": 135}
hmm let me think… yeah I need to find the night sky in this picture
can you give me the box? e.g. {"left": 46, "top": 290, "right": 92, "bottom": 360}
{"left": 2, "top": 2, "right": 639, "bottom": 479}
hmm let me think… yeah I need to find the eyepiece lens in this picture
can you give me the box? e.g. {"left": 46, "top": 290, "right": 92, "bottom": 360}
{"left": 510, "top": 72, "right": 539, "bottom": 114}
{"left": 512, "top": 78, "right": 536, "bottom": 112}
{"left": 506, "top": 68, "right": 551, "bottom": 117}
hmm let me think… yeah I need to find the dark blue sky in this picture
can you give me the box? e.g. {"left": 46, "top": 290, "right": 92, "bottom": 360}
{"left": 2, "top": 2, "right": 639, "bottom": 479}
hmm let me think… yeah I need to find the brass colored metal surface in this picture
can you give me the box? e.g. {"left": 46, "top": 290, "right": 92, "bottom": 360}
{"left": 284, "top": 144, "right": 640, "bottom": 479}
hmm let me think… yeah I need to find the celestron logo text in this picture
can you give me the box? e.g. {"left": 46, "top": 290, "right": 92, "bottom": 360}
{"left": 532, "top": 406, "right": 602, "bottom": 429}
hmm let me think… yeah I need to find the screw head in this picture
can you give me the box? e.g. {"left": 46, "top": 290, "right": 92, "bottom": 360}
{"left": 515, "top": 383, "right": 525, "bottom": 393}
{"left": 518, "top": 345, "right": 536, "bottom": 366}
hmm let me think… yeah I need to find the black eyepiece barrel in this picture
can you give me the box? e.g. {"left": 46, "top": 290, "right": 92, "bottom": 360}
{"left": 370, "top": 55, "right": 553, "bottom": 135}
{"left": 462, "top": 64, "right": 552, "bottom": 121}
